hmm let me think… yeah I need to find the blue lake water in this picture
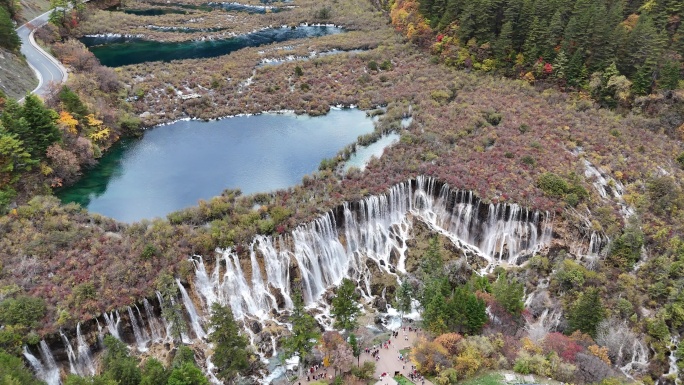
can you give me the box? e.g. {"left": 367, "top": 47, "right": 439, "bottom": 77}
{"left": 57, "top": 109, "right": 374, "bottom": 222}
{"left": 82, "top": 25, "right": 344, "bottom": 67}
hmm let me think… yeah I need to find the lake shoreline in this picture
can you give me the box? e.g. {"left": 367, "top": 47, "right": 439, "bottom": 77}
{"left": 56, "top": 108, "right": 377, "bottom": 222}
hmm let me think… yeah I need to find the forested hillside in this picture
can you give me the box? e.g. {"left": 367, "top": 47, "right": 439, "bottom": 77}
{"left": 392, "top": 0, "right": 682, "bottom": 106}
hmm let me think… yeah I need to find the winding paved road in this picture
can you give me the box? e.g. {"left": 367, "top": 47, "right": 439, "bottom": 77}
{"left": 16, "top": 10, "right": 68, "bottom": 98}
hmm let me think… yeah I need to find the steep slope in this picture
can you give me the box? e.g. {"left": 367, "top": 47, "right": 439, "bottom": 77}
{"left": 0, "top": 47, "right": 37, "bottom": 99}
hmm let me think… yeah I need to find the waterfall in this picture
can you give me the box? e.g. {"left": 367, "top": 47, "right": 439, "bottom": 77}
{"left": 582, "top": 159, "right": 635, "bottom": 218}
{"left": 667, "top": 336, "right": 681, "bottom": 385}
{"left": 190, "top": 176, "right": 552, "bottom": 325}
{"left": 209, "top": 249, "right": 270, "bottom": 320}
{"left": 76, "top": 323, "right": 96, "bottom": 376}
{"left": 103, "top": 311, "right": 121, "bottom": 340}
{"left": 23, "top": 345, "right": 61, "bottom": 385}
{"left": 26, "top": 176, "right": 560, "bottom": 382}
{"left": 176, "top": 279, "right": 206, "bottom": 339}
{"left": 60, "top": 330, "right": 80, "bottom": 375}
{"left": 135, "top": 305, "right": 152, "bottom": 343}
{"left": 620, "top": 338, "right": 649, "bottom": 378}
{"left": 127, "top": 306, "right": 150, "bottom": 351}
{"left": 156, "top": 291, "right": 173, "bottom": 340}
{"left": 40, "top": 340, "right": 61, "bottom": 385}
{"left": 95, "top": 319, "right": 105, "bottom": 345}
{"left": 254, "top": 236, "right": 293, "bottom": 309}
{"left": 143, "top": 299, "right": 164, "bottom": 342}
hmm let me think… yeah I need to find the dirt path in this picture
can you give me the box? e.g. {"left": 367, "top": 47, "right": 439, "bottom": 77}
{"left": 363, "top": 327, "right": 433, "bottom": 385}
{"left": 291, "top": 326, "right": 433, "bottom": 385}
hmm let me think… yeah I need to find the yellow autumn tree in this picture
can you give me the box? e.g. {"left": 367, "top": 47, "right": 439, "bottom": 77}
{"left": 58, "top": 111, "right": 79, "bottom": 134}
{"left": 588, "top": 344, "right": 611, "bottom": 365}
{"left": 85, "top": 114, "right": 110, "bottom": 143}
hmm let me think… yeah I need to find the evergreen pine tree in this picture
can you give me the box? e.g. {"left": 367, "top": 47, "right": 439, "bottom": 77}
{"left": 140, "top": 359, "right": 169, "bottom": 385}
{"left": 421, "top": 236, "right": 444, "bottom": 280}
{"left": 659, "top": 60, "right": 681, "bottom": 90}
{"left": 0, "top": 7, "right": 20, "bottom": 51}
{"left": 494, "top": 21, "right": 514, "bottom": 60}
{"left": 20, "top": 94, "right": 60, "bottom": 159}
{"left": 1, "top": 98, "right": 29, "bottom": 143}
{"left": 439, "top": 0, "right": 464, "bottom": 29}
{"left": 567, "top": 288, "right": 605, "bottom": 338}
{"left": 632, "top": 63, "right": 656, "bottom": 95}
{"left": 492, "top": 272, "right": 524, "bottom": 316}
{"left": 624, "top": 14, "right": 665, "bottom": 78}
{"left": 423, "top": 293, "right": 449, "bottom": 334}
{"left": 331, "top": 278, "right": 361, "bottom": 332}
{"left": 0, "top": 129, "right": 34, "bottom": 178}
{"left": 282, "top": 293, "right": 320, "bottom": 376}
{"left": 545, "top": 10, "right": 565, "bottom": 59}
{"left": 208, "top": 303, "right": 250, "bottom": 383}
{"left": 396, "top": 277, "right": 413, "bottom": 320}
{"left": 418, "top": 0, "right": 435, "bottom": 20}
{"left": 566, "top": 50, "right": 587, "bottom": 87}
{"left": 349, "top": 333, "right": 361, "bottom": 366}
{"left": 58, "top": 86, "right": 89, "bottom": 121}
{"left": 553, "top": 50, "right": 569, "bottom": 81}
{"left": 523, "top": 16, "right": 548, "bottom": 62}
{"left": 463, "top": 291, "right": 487, "bottom": 335}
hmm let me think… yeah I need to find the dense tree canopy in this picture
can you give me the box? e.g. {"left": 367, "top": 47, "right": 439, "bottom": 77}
{"left": 397, "top": 0, "right": 683, "bottom": 96}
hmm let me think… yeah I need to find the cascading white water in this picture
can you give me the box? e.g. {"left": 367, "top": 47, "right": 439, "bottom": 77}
{"left": 156, "top": 291, "right": 174, "bottom": 340}
{"left": 95, "top": 319, "right": 105, "bottom": 345}
{"left": 23, "top": 346, "right": 45, "bottom": 373}
{"left": 23, "top": 341, "right": 64, "bottom": 385}
{"left": 36, "top": 176, "right": 557, "bottom": 385}
{"left": 127, "top": 306, "right": 150, "bottom": 351}
{"left": 76, "top": 323, "right": 96, "bottom": 376}
{"left": 191, "top": 176, "right": 553, "bottom": 327}
{"left": 103, "top": 311, "right": 121, "bottom": 340}
{"left": 39, "top": 340, "right": 61, "bottom": 385}
{"left": 583, "top": 159, "right": 635, "bottom": 218}
{"left": 60, "top": 330, "right": 80, "bottom": 375}
{"left": 254, "top": 236, "right": 293, "bottom": 309}
{"left": 134, "top": 305, "right": 152, "bottom": 343}
{"left": 176, "top": 279, "right": 206, "bottom": 339}
{"left": 666, "top": 336, "right": 681, "bottom": 385}
{"left": 143, "top": 298, "right": 164, "bottom": 342}
{"left": 619, "top": 338, "right": 649, "bottom": 378}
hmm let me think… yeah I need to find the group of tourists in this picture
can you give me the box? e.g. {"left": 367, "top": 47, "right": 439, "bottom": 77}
{"left": 304, "top": 364, "right": 328, "bottom": 382}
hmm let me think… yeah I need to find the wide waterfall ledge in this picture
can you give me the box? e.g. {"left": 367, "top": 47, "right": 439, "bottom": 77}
{"left": 190, "top": 175, "right": 554, "bottom": 328}
{"left": 25, "top": 175, "right": 558, "bottom": 385}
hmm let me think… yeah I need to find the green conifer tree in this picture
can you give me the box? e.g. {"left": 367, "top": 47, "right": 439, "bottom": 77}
{"left": 492, "top": 272, "right": 524, "bottom": 316}
{"left": 20, "top": 94, "right": 60, "bottom": 159}
{"left": 208, "top": 303, "right": 250, "bottom": 383}
{"left": 331, "top": 278, "right": 361, "bottom": 332}
{"left": 282, "top": 293, "right": 320, "bottom": 375}
{"left": 0, "top": 7, "right": 20, "bottom": 51}
{"left": 567, "top": 288, "right": 605, "bottom": 338}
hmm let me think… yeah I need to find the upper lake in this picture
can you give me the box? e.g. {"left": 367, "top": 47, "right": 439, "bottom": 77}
{"left": 57, "top": 109, "right": 374, "bottom": 223}
{"left": 82, "top": 25, "right": 344, "bottom": 67}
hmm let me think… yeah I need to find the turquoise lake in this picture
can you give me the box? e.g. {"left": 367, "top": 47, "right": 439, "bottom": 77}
{"left": 57, "top": 109, "right": 374, "bottom": 222}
